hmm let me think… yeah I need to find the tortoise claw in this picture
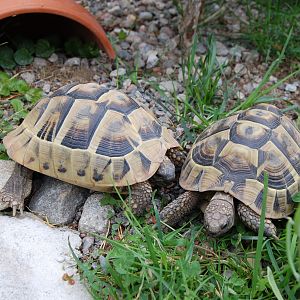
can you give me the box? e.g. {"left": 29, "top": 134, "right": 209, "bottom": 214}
{"left": 12, "top": 205, "right": 17, "bottom": 217}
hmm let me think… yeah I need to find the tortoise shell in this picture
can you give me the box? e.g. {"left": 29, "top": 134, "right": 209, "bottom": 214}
{"left": 180, "top": 103, "right": 300, "bottom": 219}
{"left": 3, "top": 83, "right": 179, "bottom": 190}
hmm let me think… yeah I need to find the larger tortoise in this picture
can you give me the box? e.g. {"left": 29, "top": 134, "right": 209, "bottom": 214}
{"left": 160, "top": 103, "right": 300, "bottom": 237}
{"left": 2, "top": 83, "right": 184, "bottom": 215}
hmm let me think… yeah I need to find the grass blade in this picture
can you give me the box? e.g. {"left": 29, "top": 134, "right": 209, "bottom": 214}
{"left": 267, "top": 266, "right": 284, "bottom": 300}
{"left": 251, "top": 171, "right": 269, "bottom": 296}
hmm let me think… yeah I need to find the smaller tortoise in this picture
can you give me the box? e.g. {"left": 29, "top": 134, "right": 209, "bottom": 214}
{"left": 2, "top": 83, "right": 185, "bottom": 215}
{"left": 160, "top": 103, "right": 300, "bottom": 238}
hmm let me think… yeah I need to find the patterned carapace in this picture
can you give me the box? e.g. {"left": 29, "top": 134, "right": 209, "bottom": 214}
{"left": 3, "top": 83, "right": 179, "bottom": 190}
{"left": 180, "top": 103, "right": 300, "bottom": 219}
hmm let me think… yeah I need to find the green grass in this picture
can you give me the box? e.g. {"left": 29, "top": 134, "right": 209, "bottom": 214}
{"left": 73, "top": 190, "right": 300, "bottom": 299}
{"left": 245, "top": 0, "right": 300, "bottom": 61}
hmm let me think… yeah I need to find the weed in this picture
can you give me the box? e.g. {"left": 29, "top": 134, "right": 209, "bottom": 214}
{"left": 0, "top": 72, "right": 42, "bottom": 158}
{"left": 245, "top": 0, "right": 300, "bottom": 60}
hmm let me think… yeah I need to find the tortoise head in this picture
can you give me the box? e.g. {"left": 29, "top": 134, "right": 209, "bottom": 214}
{"left": 155, "top": 156, "right": 175, "bottom": 182}
{"left": 203, "top": 192, "right": 235, "bottom": 237}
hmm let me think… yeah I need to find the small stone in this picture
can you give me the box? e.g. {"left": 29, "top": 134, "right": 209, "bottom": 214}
{"left": 109, "top": 5, "right": 123, "bottom": 17}
{"left": 33, "top": 57, "right": 48, "bottom": 67}
{"left": 166, "top": 67, "right": 174, "bottom": 75}
{"left": 122, "top": 14, "right": 136, "bottom": 28}
{"left": 42, "top": 83, "right": 51, "bottom": 94}
{"left": 285, "top": 83, "right": 297, "bottom": 92}
{"left": 269, "top": 75, "right": 278, "bottom": 83}
{"left": 120, "top": 42, "right": 130, "bottom": 50}
{"left": 234, "top": 63, "right": 247, "bottom": 75}
{"left": 159, "top": 80, "right": 182, "bottom": 93}
{"left": 138, "top": 43, "right": 154, "bottom": 60}
{"left": 110, "top": 68, "right": 126, "bottom": 77}
{"left": 139, "top": 12, "right": 153, "bottom": 21}
{"left": 78, "top": 194, "right": 114, "bottom": 235}
{"left": 158, "top": 32, "right": 170, "bottom": 43}
{"left": 229, "top": 45, "right": 244, "bottom": 61}
{"left": 155, "top": 2, "right": 165, "bottom": 9}
{"left": 99, "top": 255, "right": 107, "bottom": 274}
{"left": 122, "top": 78, "right": 132, "bottom": 90}
{"left": 196, "top": 43, "right": 207, "bottom": 55}
{"left": 243, "top": 50, "right": 259, "bottom": 62}
{"left": 146, "top": 51, "right": 159, "bottom": 69}
{"left": 169, "top": 8, "right": 178, "bottom": 15}
{"left": 134, "top": 55, "right": 145, "bottom": 68}
{"left": 82, "top": 236, "right": 95, "bottom": 255}
{"left": 117, "top": 49, "right": 132, "bottom": 61}
{"left": 216, "top": 41, "right": 229, "bottom": 56}
{"left": 236, "top": 91, "right": 245, "bottom": 99}
{"left": 64, "top": 57, "right": 81, "bottom": 66}
{"left": 243, "top": 82, "right": 254, "bottom": 94}
{"left": 216, "top": 56, "right": 229, "bottom": 65}
{"left": 20, "top": 72, "right": 35, "bottom": 84}
{"left": 48, "top": 53, "right": 58, "bottom": 63}
{"left": 81, "top": 58, "right": 89, "bottom": 68}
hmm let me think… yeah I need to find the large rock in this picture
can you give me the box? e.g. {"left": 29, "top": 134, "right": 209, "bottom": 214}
{"left": 0, "top": 214, "right": 91, "bottom": 300}
{"left": 78, "top": 193, "right": 113, "bottom": 235}
{"left": 29, "top": 176, "right": 88, "bottom": 225}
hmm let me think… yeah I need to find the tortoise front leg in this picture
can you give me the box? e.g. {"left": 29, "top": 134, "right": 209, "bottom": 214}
{"left": 159, "top": 191, "right": 199, "bottom": 227}
{"left": 0, "top": 163, "right": 32, "bottom": 216}
{"left": 127, "top": 180, "right": 153, "bottom": 216}
{"left": 237, "top": 203, "right": 277, "bottom": 238}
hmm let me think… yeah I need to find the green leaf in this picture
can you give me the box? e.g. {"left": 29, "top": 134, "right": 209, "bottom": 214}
{"left": 118, "top": 30, "right": 128, "bottom": 41}
{"left": 0, "top": 46, "right": 16, "bottom": 69}
{"left": 35, "top": 39, "right": 55, "bottom": 58}
{"left": 12, "top": 35, "right": 35, "bottom": 54}
{"left": 78, "top": 42, "right": 99, "bottom": 58}
{"left": 8, "top": 79, "right": 29, "bottom": 93}
{"left": 10, "top": 98, "right": 24, "bottom": 112}
{"left": 45, "top": 34, "right": 62, "bottom": 49}
{"left": 24, "top": 88, "right": 42, "bottom": 103}
{"left": 64, "top": 37, "right": 82, "bottom": 56}
{"left": 0, "top": 82, "right": 10, "bottom": 96}
{"left": 0, "top": 72, "right": 10, "bottom": 82}
{"left": 292, "top": 192, "right": 300, "bottom": 202}
{"left": 14, "top": 48, "right": 34, "bottom": 65}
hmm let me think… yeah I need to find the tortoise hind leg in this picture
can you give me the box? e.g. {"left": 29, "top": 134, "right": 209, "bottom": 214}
{"left": 159, "top": 191, "right": 199, "bottom": 227}
{"left": 237, "top": 203, "right": 277, "bottom": 238}
{"left": 166, "top": 148, "right": 187, "bottom": 168}
{"left": 127, "top": 181, "right": 152, "bottom": 216}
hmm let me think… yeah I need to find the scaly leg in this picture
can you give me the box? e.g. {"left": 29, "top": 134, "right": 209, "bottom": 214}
{"left": 159, "top": 191, "right": 199, "bottom": 227}
{"left": 127, "top": 181, "right": 153, "bottom": 216}
{"left": 237, "top": 203, "right": 277, "bottom": 238}
{"left": 0, "top": 163, "right": 32, "bottom": 216}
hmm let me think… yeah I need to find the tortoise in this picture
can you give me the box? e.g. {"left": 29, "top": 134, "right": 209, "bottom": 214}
{"left": 2, "top": 83, "right": 185, "bottom": 216}
{"left": 160, "top": 103, "right": 300, "bottom": 238}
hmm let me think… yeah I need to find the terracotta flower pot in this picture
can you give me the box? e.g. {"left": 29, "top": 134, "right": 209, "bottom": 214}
{"left": 0, "top": 0, "right": 115, "bottom": 59}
